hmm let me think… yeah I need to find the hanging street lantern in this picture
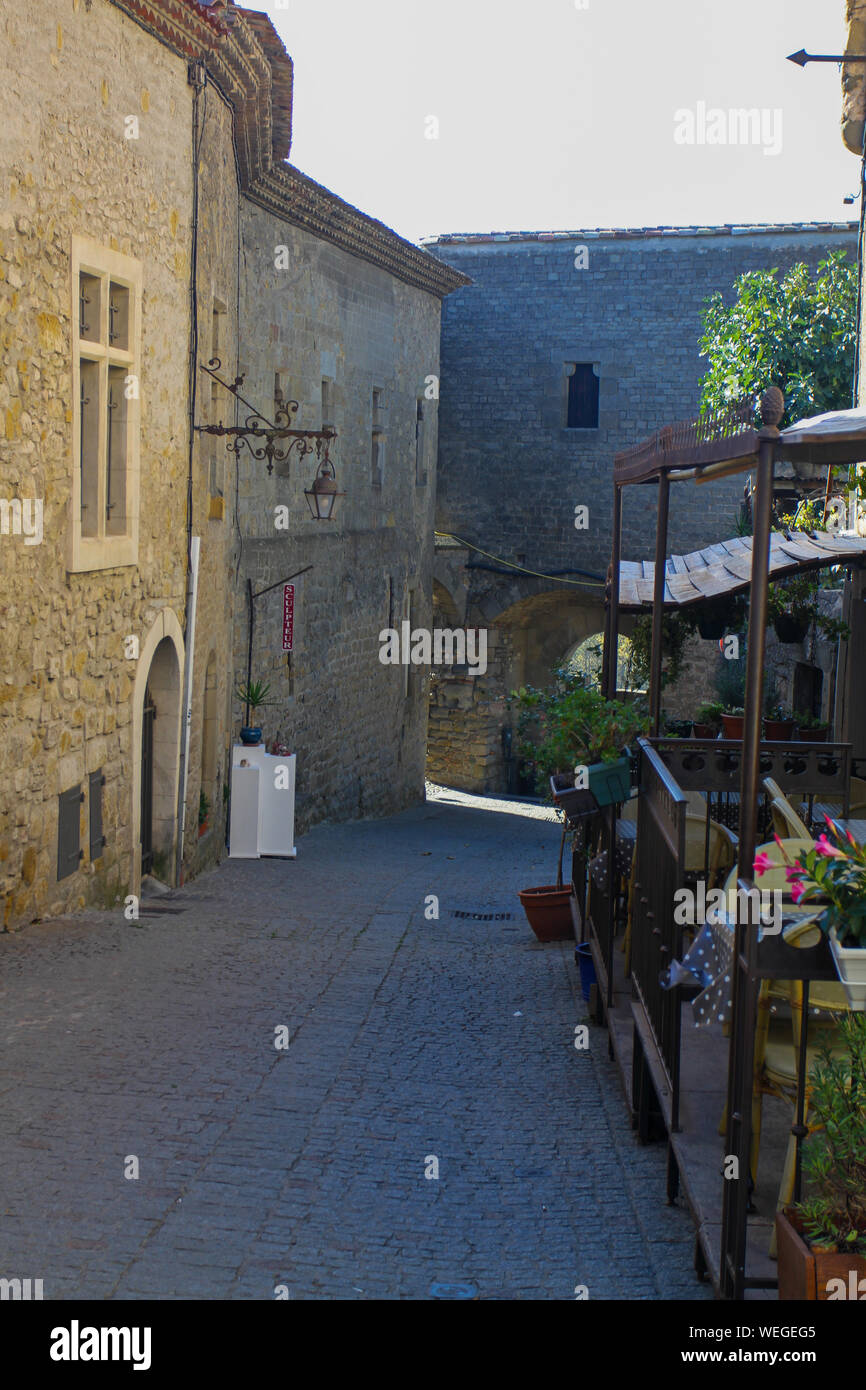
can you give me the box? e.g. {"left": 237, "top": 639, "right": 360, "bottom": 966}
{"left": 304, "top": 453, "right": 344, "bottom": 521}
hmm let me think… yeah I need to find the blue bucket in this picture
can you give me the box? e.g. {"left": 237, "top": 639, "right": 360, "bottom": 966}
{"left": 576, "top": 942, "right": 597, "bottom": 1002}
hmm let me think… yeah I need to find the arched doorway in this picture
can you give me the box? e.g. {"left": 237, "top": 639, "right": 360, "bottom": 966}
{"left": 131, "top": 611, "right": 184, "bottom": 892}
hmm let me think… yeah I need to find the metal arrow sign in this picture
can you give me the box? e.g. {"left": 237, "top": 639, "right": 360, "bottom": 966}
{"left": 787, "top": 48, "right": 866, "bottom": 66}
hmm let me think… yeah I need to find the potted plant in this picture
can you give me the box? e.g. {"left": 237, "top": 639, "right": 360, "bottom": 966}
{"left": 693, "top": 700, "right": 724, "bottom": 740}
{"left": 511, "top": 673, "right": 648, "bottom": 807}
{"left": 768, "top": 573, "right": 851, "bottom": 645}
{"left": 235, "top": 679, "right": 275, "bottom": 746}
{"left": 511, "top": 675, "right": 648, "bottom": 939}
{"left": 663, "top": 715, "right": 693, "bottom": 739}
{"left": 776, "top": 819, "right": 866, "bottom": 1010}
{"left": 721, "top": 705, "right": 744, "bottom": 740}
{"left": 695, "top": 592, "right": 747, "bottom": 641}
{"left": 776, "top": 1012, "right": 866, "bottom": 1300}
{"left": 198, "top": 790, "right": 210, "bottom": 837}
{"left": 763, "top": 702, "right": 795, "bottom": 742}
{"left": 795, "top": 710, "right": 831, "bottom": 743}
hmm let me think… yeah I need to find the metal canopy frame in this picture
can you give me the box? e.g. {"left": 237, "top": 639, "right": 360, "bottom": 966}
{"left": 601, "top": 389, "right": 866, "bottom": 1300}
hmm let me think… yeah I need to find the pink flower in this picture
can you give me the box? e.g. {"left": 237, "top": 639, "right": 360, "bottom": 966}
{"left": 753, "top": 852, "right": 774, "bottom": 877}
{"left": 847, "top": 827, "right": 858, "bottom": 848}
{"left": 790, "top": 879, "right": 806, "bottom": 903}
{"left": 785, "top": 865, "right": 805, "bottom": 882}
{"left": 815, "top": 834, "right": 845, "bottom": 860}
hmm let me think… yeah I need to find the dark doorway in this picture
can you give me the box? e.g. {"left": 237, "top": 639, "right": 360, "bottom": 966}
{"left": 141, "top": 682, "right": 155, "bottom": 876}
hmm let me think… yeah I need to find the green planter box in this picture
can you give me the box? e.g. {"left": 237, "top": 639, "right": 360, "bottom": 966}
{"left": 587, "top": 756, "right": 632, "bottom": 808}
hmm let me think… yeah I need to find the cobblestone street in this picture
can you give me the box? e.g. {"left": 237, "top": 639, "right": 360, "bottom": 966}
{"left": 0, "top": 788, "right": 709, "bottom": 1301}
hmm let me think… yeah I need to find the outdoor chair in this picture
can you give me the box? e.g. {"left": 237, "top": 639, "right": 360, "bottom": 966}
{"left": 684, "top": 814, "right": 737, "bottom": 889}
{"left": 762, "top": 777, "right": 813, "bottom": 841}
{"left": 804, "top": 775, "right": 866, "bottom": 828}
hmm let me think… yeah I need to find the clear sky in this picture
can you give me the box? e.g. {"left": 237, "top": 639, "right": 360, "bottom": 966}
{"left": 260, "top": 0, "right": 859, "bottom": 245}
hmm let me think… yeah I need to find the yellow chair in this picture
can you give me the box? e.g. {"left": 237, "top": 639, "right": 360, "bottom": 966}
{"left": 684, "top": 814, "right": 738, "bottom": 889}
{"left": 763, "top": 777, "right": 813, "bottom": 841}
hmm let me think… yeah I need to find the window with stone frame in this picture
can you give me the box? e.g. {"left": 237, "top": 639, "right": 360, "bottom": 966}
{"left": 371, "top": 387, "right": 385, "bottom": 487}
{"left": 70, "top": 237, "right": 142, "bottom": 571}
{"left": 415, "top": 399, "right": 427, "bottom": 486}
{"left": 564, "top": 362, "right": 600, "bottom": 429}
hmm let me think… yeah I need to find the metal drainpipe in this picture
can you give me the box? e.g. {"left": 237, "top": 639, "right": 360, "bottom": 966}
{"left": 176, "top": 536, "right": 201, "bottom": 886}
{"left": 175, "top": 63, "right": 204, "bottom": 887}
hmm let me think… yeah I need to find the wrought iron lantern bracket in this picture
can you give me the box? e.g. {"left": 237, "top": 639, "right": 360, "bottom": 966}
{"left": 194, "top": 358, "right": 338, "bottom": 477}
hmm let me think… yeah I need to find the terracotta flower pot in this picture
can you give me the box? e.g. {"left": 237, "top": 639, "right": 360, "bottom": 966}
{"left": 518, "top": 884, "right": 574, "bottom": 942}
{"left": 776, "top": 1209, "right": 866, "bottom": 1300}
{"left": 763, "top": 719, "right": 795, "bottom": 742}
{"left": 721, "top": 714, "right": 744, "bottom": 739}
{"left": 797, "top": 726, "right": 829, "bottom": 743}
{"left": 692, "top": 723, "right": 719, "bottom": 741}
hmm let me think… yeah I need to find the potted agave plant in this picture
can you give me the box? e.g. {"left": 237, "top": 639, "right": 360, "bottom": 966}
{"left": 776, "top": 1013, "right": 866, "bottom": 1300}
{"left": 777, "top": 819, "right": 866, "bottom": 1011}
{"left": 235, "top": 679, "right": 276, "bottom": 747}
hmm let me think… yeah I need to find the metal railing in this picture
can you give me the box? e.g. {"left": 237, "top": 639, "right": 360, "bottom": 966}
{"left": 630, "top": 738, "right": 688, "bottom": 1132}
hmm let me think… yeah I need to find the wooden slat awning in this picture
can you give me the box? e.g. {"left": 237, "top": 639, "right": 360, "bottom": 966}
{"left": 618, "top": 529, "right": 866, "bottom": 611}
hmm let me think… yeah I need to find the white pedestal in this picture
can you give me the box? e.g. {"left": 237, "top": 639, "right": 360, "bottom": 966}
{"left": 229, "top": 746, "right": 297, "bottom": 859}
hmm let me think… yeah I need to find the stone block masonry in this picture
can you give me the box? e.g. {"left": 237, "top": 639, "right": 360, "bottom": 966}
{"left": 425, "top": 224, "right": 858, "bottom": 792}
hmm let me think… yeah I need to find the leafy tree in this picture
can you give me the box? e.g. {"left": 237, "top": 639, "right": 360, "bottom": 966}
{"left": 698, "top": 251, "right": 856, "bottom": 427}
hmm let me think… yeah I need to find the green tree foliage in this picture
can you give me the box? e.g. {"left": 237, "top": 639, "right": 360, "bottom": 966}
{"left": 699, "top": 251, "right": 856, "bottom": 427}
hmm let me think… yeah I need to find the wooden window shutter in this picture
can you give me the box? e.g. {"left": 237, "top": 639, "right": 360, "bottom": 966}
{"left": 89, "top": 770, "right": 106, "bottom": 860}
{"left": 57, "top": 785, "right": 83, "bottom": 880}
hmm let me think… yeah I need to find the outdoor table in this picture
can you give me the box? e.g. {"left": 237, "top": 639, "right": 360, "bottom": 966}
{"left": 589, "top": 817, "right": 636, "bottom": 889}
{"left": 666, "top": 908, "right": 824, "bottom": 1028}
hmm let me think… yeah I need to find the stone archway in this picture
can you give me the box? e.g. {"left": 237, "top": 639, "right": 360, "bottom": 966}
{"left": 131, "top": 610, "right": 184, "bottom": 893}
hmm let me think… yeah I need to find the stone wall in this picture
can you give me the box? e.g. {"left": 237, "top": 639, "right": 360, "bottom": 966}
{"left": 0, "top": 0, "right": 197, "bottom": 925}
{"left": 426, "top": 224, "right": 858, "bottom": 791}
{"left": 234, "top": 204, "right": 443, "bottom": 831}
{"left": 180, "top": 76, "right": 238, "bottom": 883}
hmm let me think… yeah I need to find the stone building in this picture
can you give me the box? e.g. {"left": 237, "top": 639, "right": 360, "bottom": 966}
{"left": 423, "top": 223, "right": 858, "bottom": 792}
{"left": 0, "top": 0, "right": 464, "bottom": 932}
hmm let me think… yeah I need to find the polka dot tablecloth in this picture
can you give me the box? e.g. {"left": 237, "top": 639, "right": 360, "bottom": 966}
{"left": 589, "top": 820, "right": 637, "bottom": 888}
{"left": 680, "top": 918, "right": 735, "bottom": 1028}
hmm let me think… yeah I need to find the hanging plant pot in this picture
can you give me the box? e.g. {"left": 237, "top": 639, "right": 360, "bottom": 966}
{"left": 828, "top": 928, "right": 866, "bottom": 1012}
{"left": 696, "top": 594, "right": 746, "bottom": 641}
{"left": 518, "top": 884, "right": 574, "bottom": 942}
{"left": 774, "top": 613, "right": 809, "bottom": 644}
{"left": 586, "top": 756, "right": 631, "bottom": 807}
{"left": 763, "top": 718, "right": 795, "bottom": 742}
{"left": 240, "top": 726, "right": 263, "bottom": 746}
{"left": 777, "top": 1209, "right": 866, "bottom": 1300}
{"left": 721, "top": 714, "right": 744, "bottom": 739}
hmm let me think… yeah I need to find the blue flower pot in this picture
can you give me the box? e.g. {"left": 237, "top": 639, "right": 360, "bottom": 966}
{"left": 576, "top": 942, "right": 597, "bottom": 1002}
{"left": 240, "top": 727, "right": 262, "bottom": 746}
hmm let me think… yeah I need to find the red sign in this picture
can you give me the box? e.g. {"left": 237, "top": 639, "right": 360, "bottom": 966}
{"left": 282, "top": 584, "right": 294, "bottom": 652}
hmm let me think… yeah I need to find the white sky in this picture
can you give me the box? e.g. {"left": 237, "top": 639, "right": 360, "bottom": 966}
{"left": 262, "top": 0, "right": 858, "bottom": 245}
